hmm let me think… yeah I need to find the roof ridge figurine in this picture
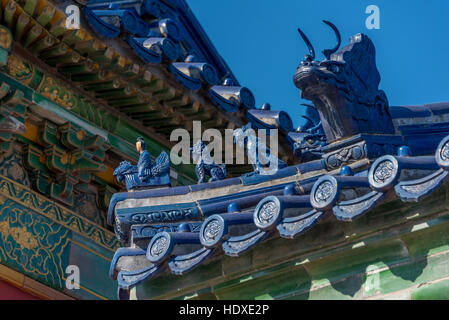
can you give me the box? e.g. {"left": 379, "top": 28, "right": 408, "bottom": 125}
{"left": 233, "top": 123, "right": 287, "bottom": 176}
{"left": 113, "top": 137, "right": 170, "bottom": 190}
{"left": 190, "top": 140, "right": 226, "bottom": 184}
{"left": 294, "top": 21, "right": 394, "bottom": 142}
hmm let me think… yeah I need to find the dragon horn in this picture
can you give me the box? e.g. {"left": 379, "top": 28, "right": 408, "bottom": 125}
{"left": 322, "top": 20, "right": 341, "bottom": 59}
{"left": 297, "top": 27, "right": 315, "bottom": 60}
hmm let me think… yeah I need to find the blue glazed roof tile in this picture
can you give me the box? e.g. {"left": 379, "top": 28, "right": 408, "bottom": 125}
{"left": 85, "top": 0, "right": 259, "bottom": 116}
{"left": 246, "top": 109, "right": 294, "bottom": 133}
{"left": 390, "top": 105, "right": 432, "bottom": 119}
{"left": 427, "top": 102, "right": 449, "bottom": 116}
{"left": 189, "top": 177, "right": 241, "bottom": 192}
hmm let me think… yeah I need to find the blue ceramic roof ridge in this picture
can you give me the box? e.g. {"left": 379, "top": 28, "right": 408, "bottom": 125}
{"left": 106, "top": 158, "right": 328, "bottom": 226}
{"left": 109, "top": 134, "right": 449, "bottom": 298}
{"left": 390, "top": 102, "right": 449, "bottom": 118}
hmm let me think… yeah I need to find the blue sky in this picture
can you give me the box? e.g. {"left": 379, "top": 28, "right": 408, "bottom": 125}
{"left": 187, "top": 0, "right": 449, "bottom": 128}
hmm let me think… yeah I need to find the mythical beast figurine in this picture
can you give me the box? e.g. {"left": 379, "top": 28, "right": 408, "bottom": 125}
{"left": 233, "top": 123, "right": 287, "bottom": 175}
{"left": 293, "top": 20, "right": 394, "bottom": 143}
{"left": 291, "top": 103, "right": 327, "bottom": 161}
{"left": 113, "top": 137, "right": 170, "bottom": 190}
{"left": 191, "top": 140, "right": 226, "bottom": 183}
